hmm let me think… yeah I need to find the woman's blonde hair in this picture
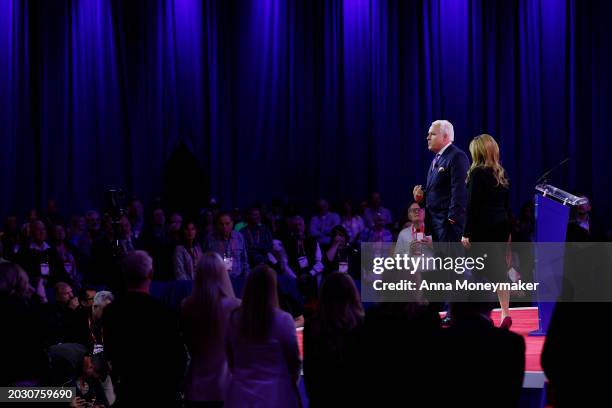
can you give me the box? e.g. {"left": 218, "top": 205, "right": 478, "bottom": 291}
{"left": 181, "top": 252, "right": 236, "bottom": 343}
{"left": 467, "top": 134, "right": 509, "bottom": 188}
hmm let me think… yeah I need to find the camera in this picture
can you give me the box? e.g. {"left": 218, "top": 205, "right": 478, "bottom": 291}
{"left": 104, "top": 188, "right": 127, "bottom": 257}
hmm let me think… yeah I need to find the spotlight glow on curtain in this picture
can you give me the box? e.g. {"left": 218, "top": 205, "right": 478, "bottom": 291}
{"left": 1, "top": 0, "right": 611, "bottom": 229}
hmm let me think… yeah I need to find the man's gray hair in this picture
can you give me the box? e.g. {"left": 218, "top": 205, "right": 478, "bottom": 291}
{"left": 431, "top": 120, "right": 454, "bottom": 142}
{"left": 93, "top": 290, "right": 114, "bottom": 306}
{"left": 122, "top": 250, "right": 153, "bottom": 287}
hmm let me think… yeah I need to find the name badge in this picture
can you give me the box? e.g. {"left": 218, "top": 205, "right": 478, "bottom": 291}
{"left": 416, "top": 232, "right": 424, "bottom": 241}
{"left": 339, "top": 262, "right": 349, "bottom": 273}
{"left": 93, "top": 343, "right": 104, "bottom": 355}
{"left": 298, "top": 256, "right": 309, "bottom": 269}
{"left": 40, "top": 263, "right": 50, "bottom": 276}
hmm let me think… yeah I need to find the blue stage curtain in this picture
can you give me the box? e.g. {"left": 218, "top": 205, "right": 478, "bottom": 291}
{"left": 1, "top": 0, "right": 611, "bottom": 228}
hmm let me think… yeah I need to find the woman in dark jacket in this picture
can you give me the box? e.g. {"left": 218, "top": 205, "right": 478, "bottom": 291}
{"left": 461, "top": 134, "right": 513, "bottom": 329}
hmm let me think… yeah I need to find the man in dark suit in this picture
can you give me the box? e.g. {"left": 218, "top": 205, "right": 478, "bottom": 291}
{"left": 102, "top": 251, "right": 186, "bottom": 407}
{"left": 413, "top": 120, "right": 469, "bottom": 243}
{"left": 413, "top": 120, "right": 469, "bottom": 322}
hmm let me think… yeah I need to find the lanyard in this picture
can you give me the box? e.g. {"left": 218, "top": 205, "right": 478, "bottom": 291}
{"left": 222, "top": 237, "right": 232, "bottom": 256}
{"left": 187, "top": 246, "right": 199, "bottom": 269}
{"left": 297, "top": 240, "right": 308, "bottom": 258}
{"left": 246, "top": 227, "right": 260, "bottom": 245}
{"left": 88, "top": 317, "right": 98, "bottom": 344}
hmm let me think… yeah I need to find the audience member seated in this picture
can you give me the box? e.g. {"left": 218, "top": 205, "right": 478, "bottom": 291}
{"left": 268, "top": 239, "right": 297, "bottom": 278}
{"left": 309, "top": 198, "right": 341, "bottom": 248}
{"left": 358, "top": 212, "right": 394, "bottom": 243}
{"left": 395, "top": 203, "right": 432, "bottom": 257}
{"left": 71, "top": 210, "right": 102, "bottom": 270}
{"left": 68, "top": 215, "right": 86, "bottom": 244}
{"left": 102, "top": 251, "right": 186, "bottom": 407}
{"left": 141, "top": 207, "right": 173, "bottom": 280}
{"left": 26, "top": 208, "right": 39, "bottom": 225}
{"left": 362, "top": 192, "right": 392, "bottom": 229}
{"left": 0, "top": 262, "right": 49, "bottom": 386}
{"left": 51, "top": 225, "right": 81, "bottom": 288}
{"left": 241, "top": 207, "right": 273, "bottom": 267}
{"left": 78, "top": 287, "right": 97, "bottom": 309}
{"left": 90, "top": 291, "right": 114, "bottom": 350}
{"left": 55, "top": 281, "right": 79, "bottom": 308}
{"left": 167, "top": 212, "right": 184, "bottom": 248}
{"left": 203, "top": 213, "right": 250, "bottom": 279}
{"left": 394, "top": 203, "right": 417, "bottom": 232}
{"left": 173, "top": 221, "right": 202, "bottom": 280}
{"left": 566, "top": 195, "right": 606, "bottom": 241}
{"left": 232, "top": 207, "right": 247, "bottom": 232}
{"left": 341, "top": 199, "right": 365, "bottom": 243}
{"left": 180, "top": 252, "right": 240, "bottom": 407}
{"left": 68, "top": 287, "right": 98, "bottom": 347}
{"left": 268, "top": 240, "right": 304, "bottom": 326}
{"left": 118, "top": 216, "right": 142, "bottom": 255}
{"left": 127, "top": 198, "right": 145, "bottom": 240}
{"left": 325, "top": 225, "right": 355, "bottom": 275}
{"left": 199, "top": 208, "right": 215, "bottom": 238}
{"left": 285, "top": 216, "right": 323, "bottom": 303}
{"left": 17, "top": 220, "right": 70, "bottom": 285}
{"left": 225, "top": 265, "right": 301, "bottom": 408}
{"left": 303, "top": 272, "right": 365, "bottom": 407}
{"left": 432, "top": 302, "right": 525, "bottom": 407}
{"left": 168, "top": 212, "right": 183, "bottom": 230}
{"left": 85, "top": 210, "right": 102, "bottom": 244}
{"left": 46, "top": 282, "right": 80, "bottom": 345}
{"left": 69, "top": 354, "right": 110, "bottom": 408}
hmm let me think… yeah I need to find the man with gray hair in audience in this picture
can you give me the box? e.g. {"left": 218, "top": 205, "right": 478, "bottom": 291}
{"left": 102, "top": 250, "right": 186, "bottom": 407}
{"left": 92, "top": 291, "right": 114, "bottom": 321}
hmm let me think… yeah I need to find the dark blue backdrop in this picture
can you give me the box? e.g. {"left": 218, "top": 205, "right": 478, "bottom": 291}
{"left": 1, "top": 0, "right": 611, "bottom": 227}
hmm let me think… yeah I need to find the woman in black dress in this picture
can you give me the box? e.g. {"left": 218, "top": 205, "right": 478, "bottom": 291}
{"left": 461, "top": 134, "right": 513, "bottom": 329}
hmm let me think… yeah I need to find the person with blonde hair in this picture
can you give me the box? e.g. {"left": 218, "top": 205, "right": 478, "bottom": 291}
{"left": 225, "top": 265, "right": 301, "bottom": 408}
{"left": 461, "top": 134, "right": 513, "bottom": 329}
{"left": 180, "top": 251, "right": 239, "bottom": 407}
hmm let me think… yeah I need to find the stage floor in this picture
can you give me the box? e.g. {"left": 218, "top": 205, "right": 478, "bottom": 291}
{"left": 296, "top": 306, "right": 546, "bottom": 389}
{"left": 491, "top": 307, "right": 546, "bottom": 388}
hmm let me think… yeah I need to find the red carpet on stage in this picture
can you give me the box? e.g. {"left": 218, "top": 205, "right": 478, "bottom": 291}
{"left": 491, "top": 308, "right": 544, "bottom": 373}
{"left": 296, "top": 307, "right": 545, "bottom": 387}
